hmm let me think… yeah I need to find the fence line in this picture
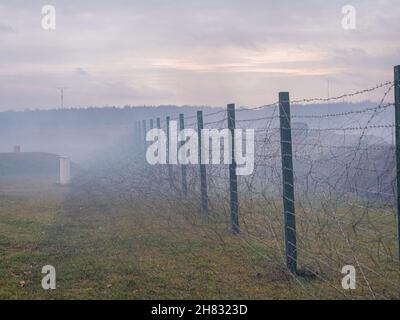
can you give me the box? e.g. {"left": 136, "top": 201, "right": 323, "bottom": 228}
{"left": 134, "top": 65, "right": 399, "bottom": 299}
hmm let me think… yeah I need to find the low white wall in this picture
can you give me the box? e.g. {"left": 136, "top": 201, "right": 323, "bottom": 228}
{"left": 59, "top": 157, "right": 71, "bottom": 185}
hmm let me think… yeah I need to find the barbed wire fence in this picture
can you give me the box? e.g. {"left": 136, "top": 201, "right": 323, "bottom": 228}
{"left": 64, "top": 66, "right": 400, "bottom": 299}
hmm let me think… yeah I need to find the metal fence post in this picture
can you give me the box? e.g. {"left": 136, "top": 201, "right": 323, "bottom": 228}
{"left": 166, "top": 116, "right": 173, "bottom": 186}
{"left": 394, "top": 65, "right": 400, "bottom": 261}
{"left": 142, "top": 119, "right": 147, "bottom": 148}
{"left": 279, "top": 92, "right": 297, "bottom": 274}
{"left": 227, "top": 104, "right": 239, "bottom": 234}
{"left": 138, "top": 121, "right": 142, "bottom": 150}
{"left": 197, "top": 111, "right": 208, "bottom": 212}
{"left": 142, "top": 119, "right": 146, "bottom": 137}
{"left": 166, "top": 116, "right": 170, "bottom": 162}
{"left": 179, "top": 114, "right": 188, "bottom": 197}
{"left": 134, "top": 121, "right": 138, "bottom": 142}
{"left": 156, "top": 117, "right": 161, "bottom": 181}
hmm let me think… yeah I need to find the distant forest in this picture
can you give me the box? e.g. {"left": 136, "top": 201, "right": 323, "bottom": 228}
{"left": 0, "top": 101, "right": 391, "bottom": 164}
{"left": 0, "top": 101, "right": 385, "bottom": 128}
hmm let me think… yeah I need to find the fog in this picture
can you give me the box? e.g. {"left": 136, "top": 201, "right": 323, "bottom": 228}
{"left": 0, "top": 100, "right": 394, "bottom": 163}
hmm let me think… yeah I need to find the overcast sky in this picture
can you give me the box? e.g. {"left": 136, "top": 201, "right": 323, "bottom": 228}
{"left": 0, "top": 0, "right": 399, "bottom": 110}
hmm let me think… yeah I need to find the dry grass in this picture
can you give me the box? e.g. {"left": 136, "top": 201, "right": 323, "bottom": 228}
{"left": 0, "top": 176, "right": 399, "bottom": 299}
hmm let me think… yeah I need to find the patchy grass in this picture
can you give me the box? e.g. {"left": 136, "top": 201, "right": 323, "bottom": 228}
{"left": 0, "top": 177, "right": 399, "bottom": 299}
{"left": 0, "top": 193, "right": 61, "bottom": 299}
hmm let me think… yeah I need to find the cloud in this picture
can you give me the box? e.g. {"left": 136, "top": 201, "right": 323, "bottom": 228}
{"left": 0, "top": 0, "right": 399, "bottom": 109}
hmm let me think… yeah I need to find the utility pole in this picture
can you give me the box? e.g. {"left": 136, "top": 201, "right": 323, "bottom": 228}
{"left": 327, "top": 79, "right": 330, "bottom": 99}
{"left": 56, "top": 87, "right": 67, "bottom": 109}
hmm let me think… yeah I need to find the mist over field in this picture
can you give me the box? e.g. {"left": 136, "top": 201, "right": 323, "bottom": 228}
{"left": 0, "top": 100, "right": 394, "bottom": 161}
{"left": 1, "top": 0, "right": 400, "bottom": 303}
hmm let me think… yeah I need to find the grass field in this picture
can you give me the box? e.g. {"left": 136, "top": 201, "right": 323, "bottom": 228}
{"left": 0, "top": 175, "right": 399, "bottom": 299}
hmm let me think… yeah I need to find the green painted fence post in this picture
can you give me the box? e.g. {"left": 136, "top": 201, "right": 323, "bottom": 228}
{"left": 179, "top": 114, "right": 188, "bottom": 197}
{"left": 142, "top": 119, "right": 147, "bottom": 149}
{"left": 394, "top": 65, "right": 400, "bottom": 261}
{"left": 134, "top": 121, "right": 138, "bottom": 142}
{"left": 279, "top": 92, "right": 297, "bottom": 274}
{"left": 166, "top": 116, "right": 170, "bottom": 162}
{"left": 197, "top": 111, "right": 208, "bottom": 212}
{"left": 227, "top": 104, "right": 239, "bottom": 234}
{"left": 138, "top": 121, "right": 142, "bottom": 152}
{"left": 166, "top": 116, "right": 173, "bottom": 186}
{"left": 156, "top": 117, "right": 161, "bottom": 180}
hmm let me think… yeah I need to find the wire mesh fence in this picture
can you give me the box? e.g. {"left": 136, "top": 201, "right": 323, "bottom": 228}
{"left": 121, "top": 67, "right": 400, "bottom": 299}
{"left": 57, "top": 66, "right": 400, "bottom": 299}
